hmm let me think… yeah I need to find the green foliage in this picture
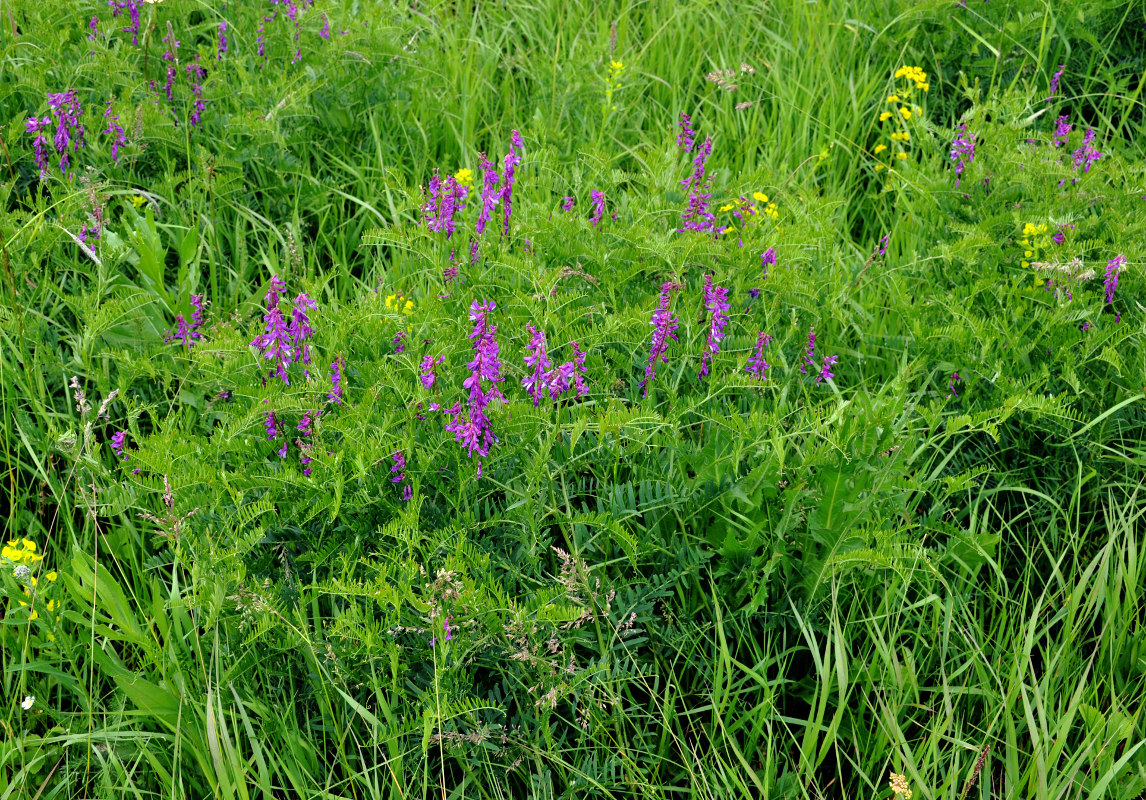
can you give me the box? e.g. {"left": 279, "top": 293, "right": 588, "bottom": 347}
{"left": 2, "top": 0, "right": 1145, "bottom": 797}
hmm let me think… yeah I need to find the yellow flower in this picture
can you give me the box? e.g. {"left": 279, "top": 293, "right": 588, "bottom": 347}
{"left": 887, "top": 95, "right": 899, "bottom": 103}
{"left": 880, "top": 112, "right": 893, "bottom": 122}
{"left": 46, "top": 571, "right": 58, "bottom": 582}
{"left": 128, "top": 195, "right": 146, "bottom": 209}
{"left": 899, "top": 107, "right": 912, "bottom": 121}
{"left": 874, "top": 144, "right": 887, "bottom": 154}
{"left": 896, "top": 152, "right": 907, "bottom": 160}
{"left": 46, "top": 600, "right": 57, "bottom": 612}
{"left": 404, "top": 300, "right": 414, "bottom": 314}
{"left": 1024, "top": 250, "right": 1033, "bottom": 257}
{"left": 454, "top": 168, "right": 473, "bottom": 186}
{"left": 719, "top": 203, "right": 735, "bottom": 212}
{"left": 920, "top": 83, "right": 929, "bottom": 92}
{"left": 385, "top": 294, "right": 396, "bottom": 309}
{"left": 722, "top": 226, "right": 734, "bottom": 234}
{"left": 1022, "top": 261, "right": 1030, "bottom": 268}
{"left": 22, "top": 539, "right": 36, "bottom": 552}
{"left": 752, "top": 191, "right": 769, "bottom": 203}
{"left": 875, "top": 164, "right": 886, "bottom": 171}
{"left": 610, "top": 60, "right": 623, "bottom": 72}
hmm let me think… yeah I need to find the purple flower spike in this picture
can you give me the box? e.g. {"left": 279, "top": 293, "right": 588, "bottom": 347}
{"left": 678, "top": 136, "right": 715, "bottom": 234}
{"left": 445, "top": 301, "right": 504, "bottom": 460}
{"left": 570, "top": 341, "right": 588, "bottom": 397}
{"left": 476, "top": 154, "right": 501, "bottom": 237}
{"left": 88, "top": 17, "right": 99, "bottom": 41}
{"left": 102, "top": 100, "right": 126, "bottom": 163}
{"left": 420, "top": 354, "right": 445, "bottom": 390}
{"left": 250, "top": 306, "right": 294, "bottom": 384}
{"left": 639, "top": 281, "right": 682, "bottom": 397}
{"left": 109, "top": 0, "right": 142, "bottom": 45}
{"left": 1104, "top": 254, "right": 1125, "bottom": 305}
{"left": 801, "top": 326, "right": 816, "bottom": 374}
{"left": 110, "top": 430, "right": 129, "bottom": 461}
{"left": 297, "top": 411, "right": 315, "bottom": 476}
{"left": 25, "top": 116, "right": 52, "bottom": 178}
{"left": 327, "top": 356, "right": 344, "bottom": 404}
{"left": 561, "top": 196, "right": 575, "bottom": 212}
{"left": 950, "top": 123, "right": 976, "bottom": 187}
{"left": 816, "top": 355, "right": 838, "bottom": 386}
{"left": 289, "top": 293, "right": 316, "bottom": 368}
{"left": 699, "top": 274, "right": 730, "bottom": 378}
{"left": 678, "top": 112, "right": 695, "bottom": 153}
{"left": 745, "top": 332, "right": 772, "bottom": 380}
{"left": 217, "top": 21, "right": 228, "bottom": 59}
{"left": 522, "top": 324, "right": 552, "bottom": 406}
{"left": 1047, "top": 65, "right": 1064, "bottom": 103}
{"left": 46, "top": 90, "right": 85, "bottom": 175}
{"left": 947, "top": 371, "right": 962, "bottom": 398}
{"left": 501, "top": 130, "right": 524, "bottom": 237}
{"left": 590, "top": 190, "right": 605, "bottom": 228}
{"left": 319, "top": 13, "right": 330, "bottom": 40}
{"left": 1072, "top": 129, "right": 1103, "bottom": 173}
{"left": 265, "top": 412, "right": 278, "bottom": 442}
{"left": 391, "top": 450, "right": 407, "bottom": 484}
{"left": 265, "top": 274, "right": 287, "bottom": 308}
{"left": 1053, "top": 115, "right": 1072, "bottom": 148}
{"left": 761, "top": 248, "right": 776, "bottom": 279}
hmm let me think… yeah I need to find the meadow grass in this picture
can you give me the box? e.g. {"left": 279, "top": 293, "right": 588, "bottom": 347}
{"left": 1, "top": 0, "right": 1145, "bottom": 797}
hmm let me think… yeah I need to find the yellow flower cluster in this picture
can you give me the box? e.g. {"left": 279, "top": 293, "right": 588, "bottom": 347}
{"left": 5, "top": 539, "right": 59, "bottom": 622}
{"left": 874, "top": 66, "right": 928, "bottom": 172}
{"left": 385, "top": 294, "right": 415, "bottom": 314}
{"left": 717, "top": 192, "right": 779, "bottom": 235}
{"left": 3, "top": 539, "right": 43, "bottom": 565}
{"left": 454, "top": 168, "right": 473, "bottom": 186}
{"left": 1020, "top": 223, "right": 1050, "bottom": 268}
{"left": 605, "top": 60, "right": 624, "bottom": 111}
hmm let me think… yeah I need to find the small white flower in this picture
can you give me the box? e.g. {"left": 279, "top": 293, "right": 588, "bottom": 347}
{"left": 21, "top": 695, "right": 35, "bottom": 710}
{"left": 13, "top": 564, "right": 31, "bottom": 579}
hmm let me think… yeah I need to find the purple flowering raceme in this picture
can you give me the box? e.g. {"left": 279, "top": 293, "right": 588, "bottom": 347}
{"left": 570, "top": 342, "right": 588, "bottom": 397}
{"left": 327, "top": 356, "right": 344, "bottom": 404}
{"left": 639, "top": 281, "right": 682, "bottom": 397}
{"left": 469, "top": 238, "right": 480, "bottom": 267}
{"left": 217, "top": 21, "right": 228, "bottom": 59}
{"left": 289, "top": 293, "right": 316, "bottom": 369}
{"left": 698, "top": 274, "right": 730, "bottom": 378}
{"left": 391, "top": 450, "right": 407, "bottom": 485}
{"left": 816, "top": 355, "right": 838, "bottom": 386}
{"left": 800, "top": 326, "right": 816, "bottom": 374}
{"left": 161, "top": 29, "right": 180, "bottom": 103}
{"left": 475, "top": 154, "right": 501, "bottom": 237}
{"left": 186, "top": 57, "right": 207, "bottom": 127}
{"left": 109, "top": 0, "right": 142, "bottom": 45}
{"left": 1053, "top": 115, "right": 1072, "bottom": 148}
{"left": 947, "top": 372, "right": 962, "bottom": 398}
{"left": 761, "top": 247, "right": 776, "bottom": 279}
{"left": 25, "top": 116, "right": 52, "bottom": 178}
{"left": 79, "top": 192, "right": 105, "bottom": 245}
{"left": 1047, "top": 65, "right": 1065, "bottom": 103}
{"left": 589, "top": 190, "right": 606, "bottom": 228}
{"left": 679, "top": 136, "right": 715, "bottom": 234}
{"left": 102, "top": 100, "right": 126, "bottom": 163}
{"left": 745, "top": 332, "right": 772, "bottom": 380}
{"left": 165, "top": 295, "right": 204, "bottom": 348}
{"left": 950, "top": 123, "right": 976, "bottom": 186}
{"left": 393, "top": 331, "right": 406, "bottom": 354}
{"left": 561, "top": 196, "right": 575, "bottom": 212}
{"left": 522, "top": 324, "right": 552, "bottom": 405}
{"left": 501, "top": 130, "right": 524, "bottom": 237}
{"left": 1072, "top": 129, "right": 1103, "bottom": 173}
{"left": 420, "top": 354, "right": 445, "bottom": 390}
{"left": 444, "top": 301, "right": 504, "bottom": 470}
{"left": 257, "top": 13, "right": 274, "bottom": 61}
{"left": 250, "top": 276, "right": 295, "bottom": 385}
{"left": 319, "top": 13, "right": 331, "bottom": 40}
{"left": 88, "top": 17, "right": 99, "bottom": 41}
{"left": 46, "top": 91, "right": 85, "bottom": 174}
{"left": 110, "top": 430, "right": 129, "bottom": 461}
{"left": 1104, "top": 254, "right": 1125, "bottom": 305}
{"left": 296, "top": 411, "right": 315, "bottom": 475}
{"left": 677, "top": 112, "right": 695, "bottom": 153}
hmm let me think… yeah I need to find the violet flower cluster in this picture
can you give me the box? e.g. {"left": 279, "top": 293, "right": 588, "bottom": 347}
{"left": 1072, "top": 129, "right": 1103, "bottom": 173}
{"left": 391, "top": 451, "right": 412, "bottom": 500}
{"left": 102, "top": 100, "right": 126, "bottom": 163}
{"left": 1046, "top": 65, "right": 1065, "bottom": 103}
{"left": 679, "top": 136, "right": 715, "bottom": 234}
{"left": 761, "top": 247, "right": 776, "bottom": 279}
{"left": 816, "top": 355, "right": 838, "bottom": 386}
{"left": 698, "top": 274, "right": 730, "bottom": 378}
{"left": 420, "top": 354, "right": 445, "bottom": 390}
{"left": 186, "top": 57, "right": 207, "bottom": 127}
{"left": 327, "top": 356, "right": 344, "bottom": 404}
{"left": 30, "top": 91, "right": 86, "bottom": 177}
{"left": 589, "top": 190, "right": 605, "bottom": 228}
{"left": 950, "top": 123, "right": 976, "bottom": 186}
{"left": 561, "top": 196, "right": 575, "bottom": 212}
{"left": 522, "top": 326, "right": 588, "bottom": 404}
{"left": 165, "top": 294, "right": 206, "bottom": 348}
{"left": 501, "top": 130, "right": 524, "bottom": 237}
{"left": 1053, "top": 115, "right": 1072, "bottom": 148}
{"left": 800, "top": 326, "right": 816, "bottom": 374}
{"left": 250, "top": 275, "right": 318, "bottom": 386}
{"left": 639, "top": 281, "right": 681, "bottom": 397}
{"left": 161, "top": 29, "right": 180, "bottom": 104}
{"left": 109, "top": 0, "right": 142, "bottom": 45}
{"left": 745, "top": 332, "right": 772, "bottom": 380}
{"left": 443, "top": 301, "right": 504, "bottom": 467}
{"left": 1104, "top": 254, "right": 1125, "bottom": 305}
{"left": 475, "top": 154, "right": 501, "bottom": 237}
{"left": 947, "top": 372, "right": 962, "bottom": 398}
{"left": 110, "top": 430, "right": 129, "bottom": 461}
{"left": 677, "top": 112, "right": 695, "bottom": 153}
{"left": 296, "top": 411, "right": 316, "bottom": 475}
{"left": 217, "top": 21, "right": 228, "bottom": 59}
{"left": 423, "top": 170, "right": 469, "bottom": 239}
